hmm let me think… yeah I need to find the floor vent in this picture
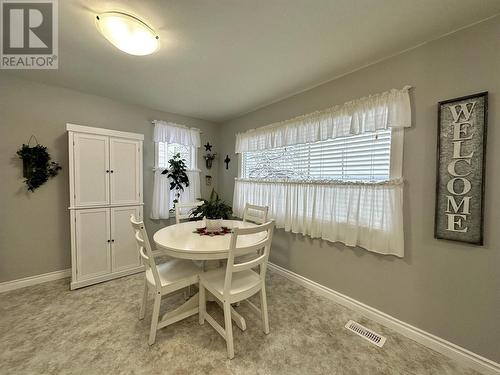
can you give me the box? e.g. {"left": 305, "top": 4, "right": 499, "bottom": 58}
{"left": 345, "top": 320, "right": 386, "bottom": 347}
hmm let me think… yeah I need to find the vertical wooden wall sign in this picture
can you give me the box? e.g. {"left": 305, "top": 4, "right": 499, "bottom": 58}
{"left": 434, "top": 92, "right": 488, "bottom": 245}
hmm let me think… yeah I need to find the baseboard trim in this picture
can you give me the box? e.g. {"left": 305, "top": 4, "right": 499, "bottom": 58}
{"left": 0, "top": 269, "right": 71, "bottom": 294}
{"left": 70, "top": 266, "right": 144, "bottom": 290}
{"left": 268, "top": 262, "right": 499, "bottom": 375}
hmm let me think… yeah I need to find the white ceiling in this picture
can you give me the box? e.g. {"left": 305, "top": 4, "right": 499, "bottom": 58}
{"left": 6, "top": 1, "right": 500, "bottom": 122}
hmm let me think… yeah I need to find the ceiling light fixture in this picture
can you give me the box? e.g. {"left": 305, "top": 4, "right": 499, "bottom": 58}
{"left": 96, "top": 12, "right": 159, "bottom": 56}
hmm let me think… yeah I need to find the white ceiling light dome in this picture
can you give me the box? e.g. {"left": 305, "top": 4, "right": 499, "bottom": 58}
{"left": 96, "top": 11, "right": 159, "bottom": 56}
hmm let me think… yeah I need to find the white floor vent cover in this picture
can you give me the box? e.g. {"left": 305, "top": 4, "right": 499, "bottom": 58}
{"left": 345, "top": 320, "right": 386, "bottom": 347}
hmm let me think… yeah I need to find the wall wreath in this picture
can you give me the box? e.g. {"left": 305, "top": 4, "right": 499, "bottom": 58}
{"left": 16, "top": 136, "right": 62, "bottom": 192}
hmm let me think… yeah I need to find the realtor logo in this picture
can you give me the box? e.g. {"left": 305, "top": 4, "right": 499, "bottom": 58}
{"left": 1, "top": 0, "right": 58, "bottom": 69}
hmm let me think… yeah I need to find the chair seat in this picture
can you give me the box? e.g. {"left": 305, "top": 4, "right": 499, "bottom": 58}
{"left": 200, "top": 268, "right": 261, "bottom": 297}
{"left": 146, "top": 259, "right": 199, "bottom": 288}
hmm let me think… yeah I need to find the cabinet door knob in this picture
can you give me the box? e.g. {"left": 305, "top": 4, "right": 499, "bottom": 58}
{"left": 107, "top": 239, "right": 110, "bottom": 243}
{"left": 106, "top": 170, "right": 109, "bottom": 173}
{"left": 110, "top": 170, "right": 114, "bottom": 173}
{"left": 111, "top": 239, "right": 115, "bottom": 242}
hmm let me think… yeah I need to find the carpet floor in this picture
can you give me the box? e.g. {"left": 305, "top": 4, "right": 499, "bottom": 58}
{"left": 0, "top": 270, "right": 480, "bottom": 375}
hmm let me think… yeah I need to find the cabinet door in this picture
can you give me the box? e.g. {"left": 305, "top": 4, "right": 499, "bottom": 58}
{"left": 75, "top": 208, "right": 111, "bottom": 280}
{"left": 73, "top": 133, "right": 110, "bottom": 206}
{"left": 111, "top": 206, "right": 142, "bottom": 273}
{"left": 110, "top": 138, "right": 141, "bottom": 205}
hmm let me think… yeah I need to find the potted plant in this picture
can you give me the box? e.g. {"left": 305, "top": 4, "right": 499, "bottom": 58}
{"left": 162, "top": 153, "right": 190, "bottom": 208}
{"left": 16, "top": 143, "right": 61, "bottom": 192}
{"left": 190, "top": 189, "right": 232, "bottom": 232}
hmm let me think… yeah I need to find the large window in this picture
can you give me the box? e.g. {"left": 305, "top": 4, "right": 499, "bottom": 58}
{"left": 234, "top": 87, "right": 410, "bottom": 257}
{"left": 241, "top": 129, "right": 392, "bottom": 182}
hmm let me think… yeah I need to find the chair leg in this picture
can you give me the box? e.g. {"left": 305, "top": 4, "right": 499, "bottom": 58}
{"left": 199, "top": 284, "right": 206, "bottom": 325}
{"left": 260, "top": 285, "right": 270, "bottom": 334}
{"left": 223, "top": 301, "right": 235, "bottom": 359}
{"left": 184, "top": 285, "right": 191, "bottom": 300}
{"left": 148, "top": 292, "right": 161, "bottom": 345}
{"left": 139, "top": 278, "right": 148, "bottom": 320}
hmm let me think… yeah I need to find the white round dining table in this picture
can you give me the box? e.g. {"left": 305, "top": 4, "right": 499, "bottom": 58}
{"left": 153, "top": 219, "right": 266, "bottom": 260}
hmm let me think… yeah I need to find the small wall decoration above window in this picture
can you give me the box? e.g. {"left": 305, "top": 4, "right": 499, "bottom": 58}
{"left": 16, "top": 136, "right": 62, "bottom": 192}
{"left": 435, "top": 92, "right": 488, "bottom": 245}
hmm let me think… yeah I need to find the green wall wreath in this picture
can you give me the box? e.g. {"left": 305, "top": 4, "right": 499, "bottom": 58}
{"left": 16, "top": 139, "right": 61, "bottom": 192}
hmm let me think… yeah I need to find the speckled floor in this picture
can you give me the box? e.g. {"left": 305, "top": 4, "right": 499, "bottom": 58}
{"left": 0, "top": 270, "right": 480, "bottom": 375}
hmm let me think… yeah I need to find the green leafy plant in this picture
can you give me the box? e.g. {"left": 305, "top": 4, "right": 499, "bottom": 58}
{"left": 17, "top": 144, "right": 62, "bottom": 192}
{"left": 190, "top": 189, "right": 232, "bottom": 220}
{"left": 162, "top": 152, "right": 190, "bottom": 205}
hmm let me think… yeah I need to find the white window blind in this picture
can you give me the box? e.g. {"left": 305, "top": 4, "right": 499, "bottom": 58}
{"left": 241, "top": 129, "right": 391, "bottom": 182}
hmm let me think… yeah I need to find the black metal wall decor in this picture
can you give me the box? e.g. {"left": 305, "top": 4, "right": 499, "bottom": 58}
{"left": 434, "top": 92, "right": 488, "bottom": 245}
{"left": 224, "top": 155, "right": 231, "bottom": 170}
{"left": 202, "top": 142, "right": 217, "bottom": 169}
{"left": 16, "top": 136, "right": 62, "bottom": 192}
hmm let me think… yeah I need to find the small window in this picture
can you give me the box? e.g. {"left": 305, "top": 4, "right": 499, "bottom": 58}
{"left": 157, "top": 142, "right": 196, "bottom": 170}
{"left": 241, "top": 129, "right": 392, "bottom": 182}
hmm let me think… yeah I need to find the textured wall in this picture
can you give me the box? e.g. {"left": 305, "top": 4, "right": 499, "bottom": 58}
{"left": 0, "top": 75, "right": 219, "bottom": 283}
{"left": 217, "top": 17, "right": 500, "bottom": 362}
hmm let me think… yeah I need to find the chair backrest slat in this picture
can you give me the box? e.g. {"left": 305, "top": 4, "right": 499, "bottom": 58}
{"left": 223, "top": 220, "right": 275, "bottom": 297}
{"left": 130, "top": 215, "right": 161, "bottom": 288}
{"left": 232, "top": 253, "right": 267, "bottom": 273}
{"left": 231, "top": 240, "right": 268, "bottom": 257}
{"left": 243, "top": 204, "right": 269, "bottom": 224}
{"left": 175, "top": 201, "right": 203, "bottom": 224}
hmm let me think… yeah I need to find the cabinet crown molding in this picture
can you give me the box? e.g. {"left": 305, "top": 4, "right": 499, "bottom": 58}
{"left": 66, "top": 123, "right": 144, "bottom": 140}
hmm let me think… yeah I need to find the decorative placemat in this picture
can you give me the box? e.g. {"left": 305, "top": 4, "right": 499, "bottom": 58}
{"left": 192, "top": 226, "right": 233, "bottom": 236}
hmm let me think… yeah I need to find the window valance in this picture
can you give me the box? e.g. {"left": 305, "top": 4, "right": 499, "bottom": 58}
{"left": 235, "top": 86, "right": 411, "bottom": 153}
{"left": 153, "top": 120, "right": 201, "bottom": 147}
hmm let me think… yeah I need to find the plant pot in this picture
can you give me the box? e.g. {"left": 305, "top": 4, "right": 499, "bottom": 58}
{"left": 204, "top": 217, "right": 223, "bottom": 232}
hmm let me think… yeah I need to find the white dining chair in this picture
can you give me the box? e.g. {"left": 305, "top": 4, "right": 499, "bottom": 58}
{"left": 243, "top": 203, "right": 269, "bottom": 224}
{"left": 130, "top": 215, "right": 200, "bottom": 345}
{"left": 240, "top": 204, "right": 270, "bottom": 266}
{"left": 198, "top": 220, "right": 275, "bottom": 359}
{"left": 175, "top": 201, "right": 203, "bottom": 224}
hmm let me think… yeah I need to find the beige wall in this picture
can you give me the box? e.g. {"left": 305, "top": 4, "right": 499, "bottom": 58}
{"left": 217, "top": 17, "right": 500, "bottom": 362}
{"left": 0, "top": 75, "right": 220, "bottom": 283}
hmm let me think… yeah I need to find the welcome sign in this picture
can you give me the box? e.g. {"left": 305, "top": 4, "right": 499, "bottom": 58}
{"left": 435, "top": 92, "right": 488, "bottom": 245}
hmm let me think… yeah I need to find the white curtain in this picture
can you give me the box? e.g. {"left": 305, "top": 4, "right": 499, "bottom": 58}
{"left": 151, "top": 170, "right": 201, "bottom": 220}
{"left": 235, "top": 86, "right": 411, "bottom": 153}
{"left": 233, "top": 179, "right": 404, "bottom": 257}
{"left": 151, "top": 121, "right": 201, "bottom": 220}
{"left": 153, "top": 120, "right": 201, "bottom": 147}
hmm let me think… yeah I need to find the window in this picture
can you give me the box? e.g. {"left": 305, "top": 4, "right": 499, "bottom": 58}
{"left": 241, "top": 129, "right": 392, "bottom": 182}
{"left": 156, "top": 142, "right": 196, "bottom": 170}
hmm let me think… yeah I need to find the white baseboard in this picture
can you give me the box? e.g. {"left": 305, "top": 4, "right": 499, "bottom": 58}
{"left": 268, "top": 262, "right": 499, "bottom": 375}
{"left": 0, "top": 269, "right": 71, "bottom": 293}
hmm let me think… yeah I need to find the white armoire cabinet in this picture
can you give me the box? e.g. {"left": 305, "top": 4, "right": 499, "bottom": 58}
{"left": 67, "top": 124, "right": 144, "bottom": 290}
